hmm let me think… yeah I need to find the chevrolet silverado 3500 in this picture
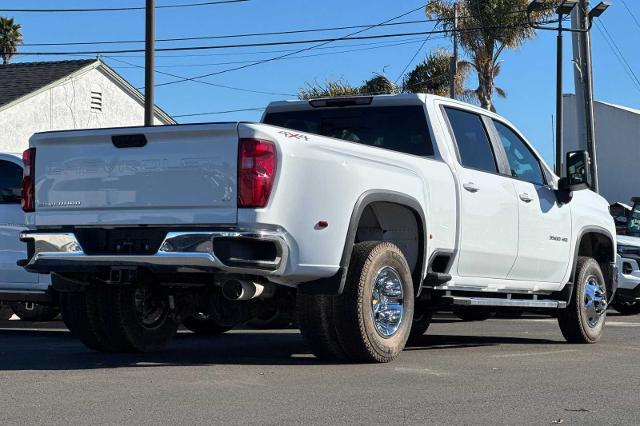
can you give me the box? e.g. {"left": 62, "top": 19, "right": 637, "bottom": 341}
{"left": 19, "top": 94, "right": 617, "bottom": 362}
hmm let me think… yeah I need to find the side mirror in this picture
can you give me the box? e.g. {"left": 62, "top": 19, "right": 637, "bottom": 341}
{"left": 566, "top": 150, "right": 592, "bottom": 190}
{"left": 556, "top": 150, "right": 592, "bottom": 204}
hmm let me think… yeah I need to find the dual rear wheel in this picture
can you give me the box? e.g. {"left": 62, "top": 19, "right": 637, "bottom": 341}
{"left": 297, "top": 241, "right": 423, "bottom": 363}
{"left": 60, "top": 281, "right": 178, "bottom": 352}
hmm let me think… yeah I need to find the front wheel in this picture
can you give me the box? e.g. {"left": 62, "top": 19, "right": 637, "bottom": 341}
{"left": 558, "top": 257, "right": 608, "bottom": 343}
{"left": 612, "top": 298, "right": 640, "bottom": 316}
{"left": 9, "top": 302, "right": 60, "bottom": 321}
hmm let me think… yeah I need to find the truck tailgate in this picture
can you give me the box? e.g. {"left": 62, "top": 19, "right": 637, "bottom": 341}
{"left": 30, "top": 123, "right": 239, "bottom": 226}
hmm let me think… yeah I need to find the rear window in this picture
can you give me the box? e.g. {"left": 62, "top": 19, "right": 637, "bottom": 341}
{"left": 263, "top": 105, "right": 434, "bottom": 157}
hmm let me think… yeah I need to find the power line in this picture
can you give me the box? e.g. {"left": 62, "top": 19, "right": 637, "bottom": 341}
{"left": 106, "top": 37, "right": 444, "bottom": 70}
{"left": 0, "top": 0, "right": 249, "bottom": 13}
{"left": 594, "top": 21, "right": 640, "bottom": 94}
{"left": 95, "top": 36, "right": 439, "bottom": 59}
{"left": 10, "top": 27, "right": 495, "bottom": 56}
{"left": 21, "top": 19, "right": 433, "bottom": 47}
{"left": 154, "top": 22, "right": 536, "bottom": 89}
{"left": 151, "top": 22, "right": 536, "bottom": 89}
{"left": 105, "top": 56, "right": 297, "bottom": 97}
{"left": 620, "top": 0, "right": 640, "bottom": 32}
{"left": 174, "top": 108, "right": 266, "bottom": 118}
{"left": 152, "top": 2, "right": 437, "bottom": 88}
{"left": 19, "top": 9, "right": 538, "bottom": 48}
{"left": 394, "top": 21, "right": 440, "bottom": 83}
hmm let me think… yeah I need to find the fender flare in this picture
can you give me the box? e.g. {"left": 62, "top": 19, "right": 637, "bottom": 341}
{"left": 563, "top": 226, "right": 617, "bottom": 301}
{"left": 299, "top": 190, "right": 427, "bottom": 295}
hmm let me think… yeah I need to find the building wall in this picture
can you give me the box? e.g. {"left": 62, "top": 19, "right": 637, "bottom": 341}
{"left": 0, "top": 66, "right": 166, "bottom": 154}
{"left": 563, "top": 94, "right": 640, "bottom": 205}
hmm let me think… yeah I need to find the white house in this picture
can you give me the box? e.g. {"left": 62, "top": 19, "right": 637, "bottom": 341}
{"left": 0, "top": 59, "right": 174, "bottom": 153}
{"left": 563, "top": 94, "right": 640, "bottom": 205}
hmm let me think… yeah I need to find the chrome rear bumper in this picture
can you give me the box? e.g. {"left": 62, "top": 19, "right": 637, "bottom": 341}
{"left": 20, "top": 229, "right": 289, "bottom": 276}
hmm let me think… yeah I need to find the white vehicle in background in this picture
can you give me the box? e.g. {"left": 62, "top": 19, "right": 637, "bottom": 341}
{"left": 19, "top": 94, "right": 617, "bottom": 362}
{"left": 0, "top": 153, "right": 58, "bottom": 321}
{"left": 613, "top": 198, "right": 640, "bottom": 315}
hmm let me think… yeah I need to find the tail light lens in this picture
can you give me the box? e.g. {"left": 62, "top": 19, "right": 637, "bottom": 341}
{"left": 238, "top": 138, "right": 276, "bottom": 208}
{"left": 21, "top": 148, "right": 36, "bottom": 212}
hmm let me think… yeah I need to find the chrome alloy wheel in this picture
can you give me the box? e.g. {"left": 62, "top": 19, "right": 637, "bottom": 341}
{"left": 371, "top": 266, "right": 405, "bottom": 338}
{"left": 584, "top": 275, "right": 607, "bottom": 328}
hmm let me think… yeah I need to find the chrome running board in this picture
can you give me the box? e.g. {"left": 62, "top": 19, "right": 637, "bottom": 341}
{"left": 444, "top": 296, "right": 567, "bottom": 309}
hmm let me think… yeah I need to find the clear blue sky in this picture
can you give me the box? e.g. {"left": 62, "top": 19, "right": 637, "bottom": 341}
{"left": 4, "top": 0, "right": 640, "bottom": 165}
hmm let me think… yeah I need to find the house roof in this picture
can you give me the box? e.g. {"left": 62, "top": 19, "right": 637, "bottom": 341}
{"left": 0, "top": 59, "right": 175, "bottom": 124}
{"left": 0, "top": 59, "right": 97, "bottom": 108}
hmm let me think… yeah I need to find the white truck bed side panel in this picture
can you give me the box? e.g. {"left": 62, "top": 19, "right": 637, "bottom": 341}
{"left": 237, "top": 123, "right": 457, "bottom": 282}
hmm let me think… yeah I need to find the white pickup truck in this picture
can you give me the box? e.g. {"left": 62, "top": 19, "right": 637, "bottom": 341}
{"left": 19, "top": 94, "right": 617, "bottom": 362}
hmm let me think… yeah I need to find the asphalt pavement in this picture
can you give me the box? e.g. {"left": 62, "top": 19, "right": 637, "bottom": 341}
{"left": 1, "top": 312, "right": 639, "bottom": 425}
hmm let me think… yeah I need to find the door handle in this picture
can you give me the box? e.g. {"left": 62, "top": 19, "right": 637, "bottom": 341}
{"left": 519, "top": 193, "right": 533, "bottom": 203}
{"left": 463, "top": 182, "right": 479, "bottom": 193}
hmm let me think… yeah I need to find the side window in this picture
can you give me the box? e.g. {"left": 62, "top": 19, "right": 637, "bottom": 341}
{"left": 444, "top": 108, "right": 497, "bottom": 173}
{"left": 493, "top": 121, "right": 546, "bottom": 185}
{"left": 0, "top": 160, "right": 23, "bottom": 204}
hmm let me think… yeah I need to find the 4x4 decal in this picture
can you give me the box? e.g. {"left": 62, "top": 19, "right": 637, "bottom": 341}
{"left": 278, "top": 130, "right": 309, "bottom": 141}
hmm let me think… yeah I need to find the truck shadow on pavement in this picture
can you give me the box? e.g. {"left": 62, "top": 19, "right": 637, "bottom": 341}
{"left": 0, "top": 323, "right": 559, "bottom": 371}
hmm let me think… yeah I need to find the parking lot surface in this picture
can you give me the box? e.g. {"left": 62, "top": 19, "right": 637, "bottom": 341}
{"left": 1, "top": 313, "right": 639, "bottom": 425}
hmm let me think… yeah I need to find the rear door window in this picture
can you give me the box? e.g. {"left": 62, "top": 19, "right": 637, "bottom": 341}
{"left": 444, "top": 108, "right": 498, "bottom": 173}
{"left": 263, "top": 105, "right": 434, "bottom": 157}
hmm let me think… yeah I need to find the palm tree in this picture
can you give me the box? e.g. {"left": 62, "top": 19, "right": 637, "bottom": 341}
{"left": 0, "top": 17, "right": 23, "bottom": 65}
{"left": 360, "top": 73, "right": 399, "bottom": 95}
{"left": 402, "top": 48, "right": 474, "bottom": 100}
{"left": 426, "top": 0, "right": 550, "bottom": 111}
{"left": 298, "top": 79, "right": 361, "bottom": 100}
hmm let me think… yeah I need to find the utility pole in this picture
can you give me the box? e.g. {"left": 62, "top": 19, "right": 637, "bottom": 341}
{"left": 571, "top": 1, "right": 599, "bottom": 191}
{"left": 449, "top": 3, "right": 458, "bottom": 99}
{"left": 144, "top": 0, "right": 155, "bottom": 126}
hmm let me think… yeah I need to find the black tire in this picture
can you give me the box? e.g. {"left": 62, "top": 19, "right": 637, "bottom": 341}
{"left": 59, "top": 290, "right": 115, "bottom": 352}
{"left": 408, "top": 310, "right": 433, "bottom": 342}
{"left": 558, "top": 257, "right": 607, "bottom": 343}
{"left": 455, "top": 308, "right": 494, "bottom": 322}
{"left": 0, "top": 304, "right": 13, "bottom": 320}
{"left": 333, "top": 241, "right": 415, "bottom": 363}
{"left": 9, "top": 302, "right": 60, "bottom": 321}
{"left": 95, "top": 285, "right": 179, "bottom": 352}
{"left": 612, "top": 298, "right": 640, "bottom": 316}
{"left": 183, "top": 313, "right": 234, "bottom": 335}
{"left": 296, "top": 292, "right": 347, "bottom": 361}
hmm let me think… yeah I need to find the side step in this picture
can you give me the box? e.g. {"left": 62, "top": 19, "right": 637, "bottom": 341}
{"left": 444, "top": 296, "right": 567, "bottom": 309}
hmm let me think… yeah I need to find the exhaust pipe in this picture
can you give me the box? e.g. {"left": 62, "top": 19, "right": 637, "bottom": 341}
{"left": 222, "top": 280, "right": 265, "bottom": 301}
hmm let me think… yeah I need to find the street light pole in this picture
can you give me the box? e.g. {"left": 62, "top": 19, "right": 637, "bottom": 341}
{"left": 576, "top": 0, "right": 599, "bottom": 192}
{"left": 526, "top": 0, "right": 609, "bottom": 181}
{"left": 144, "top": 0, "right": 155, "bottom": 127}
{"left": 555, "top": 11, "right": 564, "bottom": 176}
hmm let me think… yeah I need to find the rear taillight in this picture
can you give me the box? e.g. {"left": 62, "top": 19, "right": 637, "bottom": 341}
{"left": 21, "top": 148, "right": 36, "bottom": 212}
{"left": 238, "top": 138, "right": 277, "bottom": 208}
